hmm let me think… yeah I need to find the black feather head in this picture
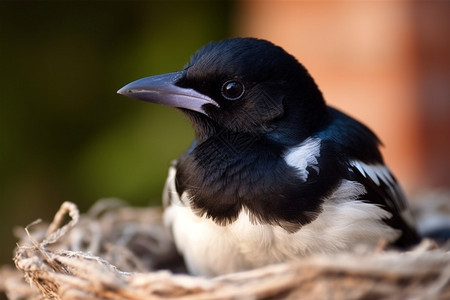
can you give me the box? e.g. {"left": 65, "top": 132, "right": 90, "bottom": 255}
{"left": 176, "top": 37, "right": 328, "bottom": 142}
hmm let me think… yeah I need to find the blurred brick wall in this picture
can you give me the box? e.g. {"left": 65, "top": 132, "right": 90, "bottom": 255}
{"left": 413, "top": 2, "right": 450, "bottom": 189}
{"left": 235, "top": 1, "right": 450, "bottom": 195}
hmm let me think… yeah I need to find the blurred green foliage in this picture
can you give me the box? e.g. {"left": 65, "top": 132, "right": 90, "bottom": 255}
{"left": 0, "top": 1, "right": 232, "bottom": 265}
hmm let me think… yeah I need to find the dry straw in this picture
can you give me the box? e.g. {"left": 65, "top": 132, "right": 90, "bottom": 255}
{"left": 1, "top": 199, "right": 449, "bottom": 300}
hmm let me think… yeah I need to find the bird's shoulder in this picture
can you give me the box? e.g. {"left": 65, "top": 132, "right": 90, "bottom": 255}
{"left": 315, "top": 107, "right": 382, "bottom": 162}
{"left": 313, "top": 107, "right": 419, "bottom": 246}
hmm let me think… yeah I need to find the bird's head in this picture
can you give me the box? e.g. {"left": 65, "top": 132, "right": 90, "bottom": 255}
{"left": 118, "top": 38, "right": 327, "bottom": 143}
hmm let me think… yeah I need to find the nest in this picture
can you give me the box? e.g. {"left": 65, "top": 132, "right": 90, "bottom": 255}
{"left": 1, "top": 199, "right": 449, "bottom": 300}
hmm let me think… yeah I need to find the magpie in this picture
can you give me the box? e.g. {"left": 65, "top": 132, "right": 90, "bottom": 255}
{"left": 118, "top": 37, "right": 420, "bottom": 277}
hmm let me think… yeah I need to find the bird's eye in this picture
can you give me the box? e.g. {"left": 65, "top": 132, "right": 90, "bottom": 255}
{"left": 221, "top": 80, "right": 245, "bottom": 101}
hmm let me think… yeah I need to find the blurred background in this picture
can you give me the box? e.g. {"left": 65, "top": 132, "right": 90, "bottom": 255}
{"left": 0, "top": 0, "right": 449, "bottom": 268}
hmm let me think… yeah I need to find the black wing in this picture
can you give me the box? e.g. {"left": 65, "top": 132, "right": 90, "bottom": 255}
{"left": 346, "top": 159, "right": 420, "bottom": 247}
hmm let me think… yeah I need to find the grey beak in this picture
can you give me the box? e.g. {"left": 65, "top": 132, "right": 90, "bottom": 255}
{"left": 117, "top": 71, "right": 217, "bottom": 115}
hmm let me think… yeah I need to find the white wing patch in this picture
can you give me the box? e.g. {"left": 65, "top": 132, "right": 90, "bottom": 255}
{"left": 349, "top": 160, "right": 415, "bottom": 228}
{"left": 284, "top": 137, "right": 321, "bottom": 182}
{"left": 350, "top": 160, "right": 395, "bottom": 187}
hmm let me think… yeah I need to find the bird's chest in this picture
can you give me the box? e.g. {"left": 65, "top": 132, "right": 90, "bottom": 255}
{"left": 175, "top": 136, "right": 329, "bottom": 232}
{"left": 164, "top": 203, "right": 297, "bottom": 276}
{"left": 175, "top": 139, "right": 289, "bottom": 223}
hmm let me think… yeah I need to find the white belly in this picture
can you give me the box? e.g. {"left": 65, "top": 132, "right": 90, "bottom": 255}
{"left": 164, "top": 180, "right": 400, "bottom": 277}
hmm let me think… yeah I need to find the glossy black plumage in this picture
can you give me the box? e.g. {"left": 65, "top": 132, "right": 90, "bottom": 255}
{"left": 118, "top": 37, "right": 419, "bottom": 257}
